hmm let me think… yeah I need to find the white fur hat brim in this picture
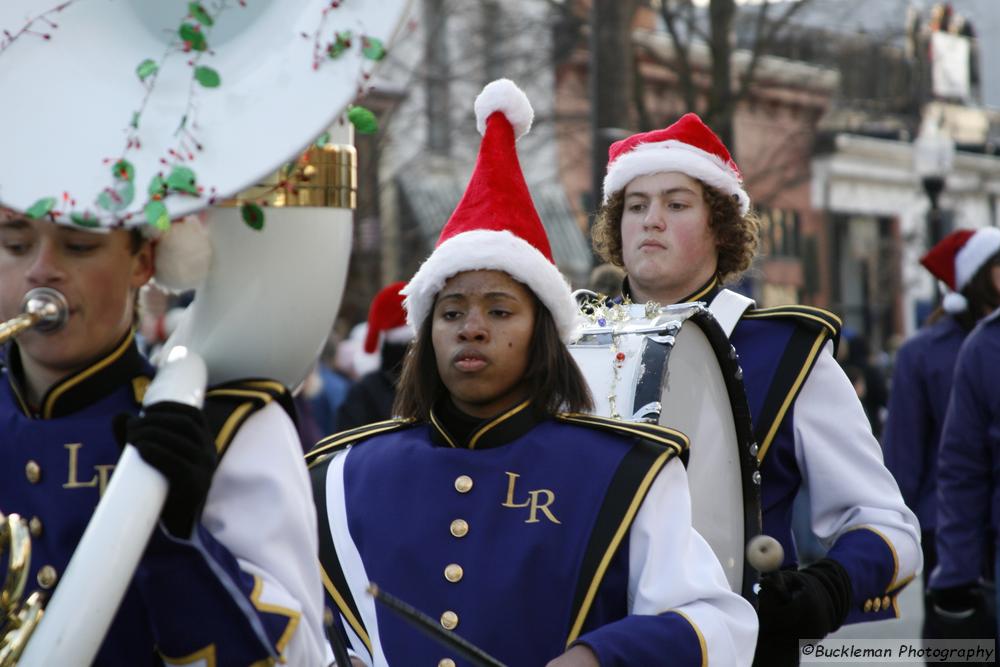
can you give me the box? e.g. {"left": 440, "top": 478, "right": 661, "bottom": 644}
{"left": 603, "top": 139, "right": 750, "bottom": 214}
{"left": 401, "top": 229, "right": 577, "bottom": 343}
{"left": 955, "top": 227, "right": 1000, "bottom": 290}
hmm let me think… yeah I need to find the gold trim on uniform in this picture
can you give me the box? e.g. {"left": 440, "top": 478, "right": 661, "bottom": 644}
{"left": 320, "top": 566, "right": 372, "bottom": 654}
{"left": 468, "top": 400, "right": 531, "bottom": 449}
{"left": 755, "top": 328, "right": 827, "bottom": 463}
{"left": 686, "top": 275, "right": 719, "bottom": 303}
{"left": 249, "top": 575, "right": 302, "bottom": 654}
{"left": 565, "top": 446, "right": 675, "bottom": 645}
{"left": 42, "top": 331, "right": 134, "bottom": 419}
{"left": 668, "top": 609, "right": 708, "bottom": 667}
{"left": 556, "top": 413, "right": 689, "bottom": 454}
{"left": 161, "top": 644, "right": 217, "bottom": 667}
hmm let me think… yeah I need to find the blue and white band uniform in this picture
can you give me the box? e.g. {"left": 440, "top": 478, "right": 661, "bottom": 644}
{"left": 0, "top": 332, "right": 327, "bottom": 665}
{"left": 308, "top": 405, "right": 758, "bottom": 666}
{"left": 622, "top": 275, "right": 922, "bottom": 623}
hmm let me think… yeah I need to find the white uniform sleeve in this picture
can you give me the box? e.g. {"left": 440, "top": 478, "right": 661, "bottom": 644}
{"left": 200, "top": 401, "right": 328, "bottom": 665}
{"left": 628, "top": 457, "right": 759, "bottom": 666}
{"left": 794, "top": 344, "right": 922, "bottom": 585}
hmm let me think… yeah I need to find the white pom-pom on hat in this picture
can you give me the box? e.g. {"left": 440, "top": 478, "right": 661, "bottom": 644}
{"left": 474, "top": 78, "right": 533, "bottom": 140}
{"left": 152, "top": 214, "right": 212, "bottom": 292}
{"left": 943, "top": 291, "right": 969, "bottom": 314}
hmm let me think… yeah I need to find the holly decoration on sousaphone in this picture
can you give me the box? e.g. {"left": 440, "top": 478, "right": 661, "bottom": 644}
{"left": 0, "top": 0, "right": 398, "bottom": 234}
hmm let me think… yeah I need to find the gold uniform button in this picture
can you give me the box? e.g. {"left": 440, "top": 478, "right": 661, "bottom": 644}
{"left": 450, "top": 519, "right": 469, "bottom": 538}
{"left": 440, "top": 610, "right": 459, "bottom": 630}
{"left": 872, "top": 597, "right": 881, "bottom": 612}
{"left": 29, "top": 516, "right": 43, "bottom": 538}
{"left": 444, "top": 564, "right": 464, "bottom": 583}
{"left": 863, "top": 599, "right": 873, "bottom": 613}
{"left": 438, "top": 660, "right": 456, "bottom": 667}
{"left": 883, "top": 595, "right": 891, "bottom": 609}
{"left": 25, "top": 460, "right": 41, "bottom": 484}
{"left": 454, "top": 475, "right": 473, "bottom": 493}
{"left": 37, "top": 565, "right": 58, "bottom": 589}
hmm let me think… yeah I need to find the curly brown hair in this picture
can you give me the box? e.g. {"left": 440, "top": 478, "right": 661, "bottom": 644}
{"left": 592, "top": 182, "right": 760, "bottom": 284}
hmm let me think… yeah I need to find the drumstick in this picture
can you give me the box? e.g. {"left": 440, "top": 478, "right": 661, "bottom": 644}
{"left": 745, "top": 535, "right": 785, "bottom": 574}
{"left": 368, "top": 583, "right": 507, "bottom": 667}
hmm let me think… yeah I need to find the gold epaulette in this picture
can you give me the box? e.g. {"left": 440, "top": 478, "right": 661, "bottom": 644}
{"left": 555, "top": 413, "right": 688, "bottom": 456}
{"left": 203, "top": 378, "right": 292, "bottom": 457}
{"left": 305, "top": 418, "right": 416, "bottom": 468}
{"left": 742, "top": 304, "right": 842, "bottom": 341}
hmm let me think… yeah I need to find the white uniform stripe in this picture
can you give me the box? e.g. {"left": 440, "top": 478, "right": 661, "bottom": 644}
{"left": 326, "top": 451, "right": 388, "bottom": 667}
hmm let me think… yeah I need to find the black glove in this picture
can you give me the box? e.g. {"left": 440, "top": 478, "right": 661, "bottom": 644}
{"left": 759, "top": 558, "right": 853, "bottom": 638}
{"left": 114, "top": 402, "right": 216, "bottom": 537}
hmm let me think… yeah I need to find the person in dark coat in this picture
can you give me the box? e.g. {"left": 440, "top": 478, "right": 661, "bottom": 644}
{"left": 922, "top": 228, "right": 1000, "bottom": 642}
{"left": 334, "top": 281, "right": 413, "bottom": 431}
{"left": 884, "top": 228, "right": 1000, "bottom": 598}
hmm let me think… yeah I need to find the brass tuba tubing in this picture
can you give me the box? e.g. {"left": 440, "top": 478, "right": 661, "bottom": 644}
{"left": 0, "top": 288, "right": 69, "bottom": 345}
{"left": 0, "top": 513, "right": 44, "bottom": 667}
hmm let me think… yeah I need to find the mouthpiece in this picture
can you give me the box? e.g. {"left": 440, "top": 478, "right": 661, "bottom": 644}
{"left": 22, "top": 287, "right": 69, "bottom": 332}
{"left": 0, "top": 287, "right": 70, "bottom": 345}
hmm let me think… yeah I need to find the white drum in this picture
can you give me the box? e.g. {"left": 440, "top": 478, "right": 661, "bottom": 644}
{"left": 570, "top": 296, "right": 761, "bottom": 600}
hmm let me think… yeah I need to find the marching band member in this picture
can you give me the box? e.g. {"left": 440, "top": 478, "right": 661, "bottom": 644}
{"left": 0, "top": 208, "right": 326, "bottom": 664}
{"left": 307, "top": 80, "right": 757, "bottom": 667}
{"left": 883, "top": 228, "right": 1000, "bottom": 637}
{"left": 926, "top": 230, "right": 1000, "bottom": 636}
{"left": 591, "top": 113, "right": 921, "bottom": 665}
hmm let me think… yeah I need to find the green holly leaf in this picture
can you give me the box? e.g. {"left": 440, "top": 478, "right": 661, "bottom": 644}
{"left": 148, "top": 174, "right": 168, "bottom": 197}
{"left": 327, "top": 31, "right": 352, "bottom": 59}
{"left": 70, "top": 211, "right": 100, "bottom": 228}
{"left": 166, "top": 165, "right": 198, "bottom": 195}
{"left": 131, "top": 111, "right": 141, "bottom": 129}
{"left": 116, "top": 181, "right": 136, "bottom": 208}
{"left": 96, "top": 181, "right": 134, "bottom": 212}
{"left": 188, "top": 2, "right": 214, "bottom": 27}
{"left": 361, "top": 36, "right": 386, "bottom": 61}
{"left": 25, "top": 197, "right": 56, "bottom": 219}
{"left": 241, "top": 202, "right": 265, "bottom": 230}
{"left": 347, "top": 105, "right": 378, "bottom": 134}
{"left": 145, "top": 200, "right": 171, "bottom": 231}
{"left": 112, "top": 159, "right": 135, "bottom": 182}
{"left": 194, "top": 66, "right": 221, "bottom": 88}
{"left": 314, "top": 131, "right": 331, "bottom": 148}
{"left": 136, "top": 58, "right": 159, "bottom": 81}
{"left": 179, "top": 23, "right": 207, "bottom": 51}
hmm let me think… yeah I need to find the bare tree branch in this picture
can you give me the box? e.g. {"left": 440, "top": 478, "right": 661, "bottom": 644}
{"left": 658, "top": 0, "right": 698, "bottom": 112}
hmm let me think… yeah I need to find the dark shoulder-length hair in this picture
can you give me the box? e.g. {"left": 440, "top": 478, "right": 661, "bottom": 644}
{"left": 393, "top": 292, "right": 594, "bottom": 420}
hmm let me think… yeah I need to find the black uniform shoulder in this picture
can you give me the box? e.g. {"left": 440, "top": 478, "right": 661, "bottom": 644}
{"left": 554, "top": 412, "right": 688, "bottom": 456}
{"left": 203, "top": 378, "right": 294, "bottom": 457}
{"left": 306, "top": 418, "right": 418, "bottom": 469}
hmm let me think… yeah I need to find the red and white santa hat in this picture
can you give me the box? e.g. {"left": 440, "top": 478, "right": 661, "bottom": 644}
{"left": 364, "top": 280, "right": 414, "bottom": 353}
{"left": 920, "top": 227, "right": 1000, "bottom": 313}
{"left": 602, "top": 113, "right": 750, "bottom": 215}
{"left": 401, "top": 79, "right": 577, "bottom": 342}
